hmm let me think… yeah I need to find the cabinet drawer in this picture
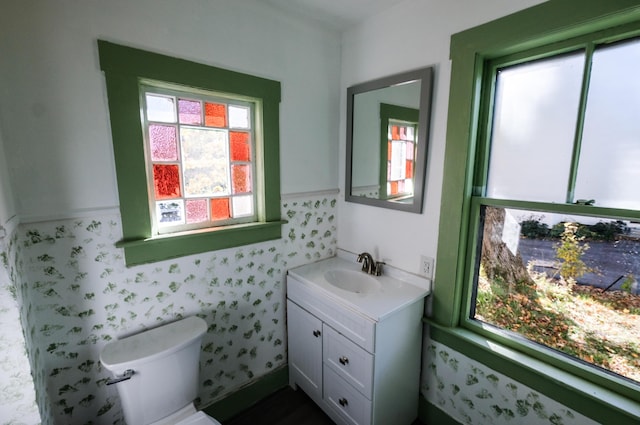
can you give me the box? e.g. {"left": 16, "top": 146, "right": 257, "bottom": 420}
{"left": 287, "top": 275, "right": 376, "bottom": 352}
{"left": 323, "top": 325, "right": 373, "bottom": 398}
{"left": 324, "top": 367, "right": 372, "bottom": 425}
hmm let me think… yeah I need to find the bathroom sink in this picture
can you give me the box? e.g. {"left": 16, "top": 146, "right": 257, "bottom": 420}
{"left": 323, "top": 269, "right": 381, "bottom": 294}
{"left": 289, "top": 255, "right": 431, "bottom": 321}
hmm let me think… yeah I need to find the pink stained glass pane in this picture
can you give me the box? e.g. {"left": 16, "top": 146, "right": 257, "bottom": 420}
{"left": 185, "top": 199, "right": 208, "bottom": 224}
{"left": 211, "top": 198, "right": 230, "bottom": 220}
{"left": 230, "top": 131, "right": 251, "bottom": 162}
{"left": 231, "top": 165, "right": 251, "bottom": 194}
{"left": 153, "top": 164, "right": 181, "bottom": 199}
{"left": 178, "top": 99, "right": 202, "bottom": 125}
{"left": 149, "top": 124, "right": 178, "bottom": 161}
{"left": 406, "top": 142, "right": 414, "bottom": 160}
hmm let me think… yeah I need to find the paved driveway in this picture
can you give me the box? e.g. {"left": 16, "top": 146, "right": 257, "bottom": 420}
{"left": 518, "top": 237, "right": 640, "bottom": 293}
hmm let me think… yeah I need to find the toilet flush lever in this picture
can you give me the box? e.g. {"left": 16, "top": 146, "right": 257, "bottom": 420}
{"left": 106, "top": 369, "right": 135, "bottom": 385}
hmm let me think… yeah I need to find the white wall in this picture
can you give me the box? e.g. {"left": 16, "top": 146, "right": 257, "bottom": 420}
{"left": 337, "top": 0, "right": 546, "bottom": 274}
{"left": 0, "top": 0, "right": 341, "bottom": 222}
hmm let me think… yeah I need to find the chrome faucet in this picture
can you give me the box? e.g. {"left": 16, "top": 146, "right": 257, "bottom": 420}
{"left": 357, "top": 252, "right": 385, "bottom": 276}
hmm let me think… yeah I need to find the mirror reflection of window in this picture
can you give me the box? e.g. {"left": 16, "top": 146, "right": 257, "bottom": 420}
{"left": 379, "top": 103, "right": 419, "bottom": 202}
{"left": 345, "top": 66, "right": 433, "bottom": 213}
{"left": 386, "top": 120, "right": 417, "bottom": 200}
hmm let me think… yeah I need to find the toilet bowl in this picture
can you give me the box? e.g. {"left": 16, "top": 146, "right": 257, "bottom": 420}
{"left": 100, "top": 316, "right": 221, "bottom": 425}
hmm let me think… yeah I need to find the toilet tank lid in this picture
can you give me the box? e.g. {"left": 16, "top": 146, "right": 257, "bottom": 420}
{"left": 100, "top": 316, "right": 207, "bottom": 368}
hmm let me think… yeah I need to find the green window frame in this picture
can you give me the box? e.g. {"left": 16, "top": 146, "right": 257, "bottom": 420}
{"left": 433, "top": 1, "right": 640, "bottom": 423}
{"left": 98, "top": 40, "right": 283, "bottom": 266}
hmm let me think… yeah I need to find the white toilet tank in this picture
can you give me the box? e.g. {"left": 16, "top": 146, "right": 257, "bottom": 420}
{"left": 100, "top": 316, "right": 208, "bottom": 425}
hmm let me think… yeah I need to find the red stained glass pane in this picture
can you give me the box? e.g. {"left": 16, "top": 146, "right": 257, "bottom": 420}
{"left": 406, "top": 160, "right": 413, "bottom": 179}
{"left": 211, "top": 198, "right": 230, "bottom": 220}
{"left": 149, "top": 125, "right": 178, "bottom": 161}
{"left": 178, "top": 99, "right": 202, "bottom": 125}
{"left": 185, "top": 199, "right": 208, "bottom": 224}
{"left": 390, "top": 181, "right": 399, "bottom": 195}
{"left": 230, "top": 131, "right": 251, "bottom": 161}
{"left": 205, "top": 102, "right": 227, "bottom": 127}
{"left": 391, "top": 125, "right": 399, "bottom": 140}
{"left": 232, "top": 165, "right": 251, "bottom": 194}
{"left": 153, "top": 164, "right": 181, "bottom": 199}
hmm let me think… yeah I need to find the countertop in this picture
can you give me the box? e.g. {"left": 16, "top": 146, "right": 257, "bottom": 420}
{"left": 287, "top": 252, "right": 431, "bottom": 321}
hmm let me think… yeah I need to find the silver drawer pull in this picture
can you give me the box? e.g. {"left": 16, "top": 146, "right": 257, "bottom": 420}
{"left": 106, "top": 369, "right": 135, "bottom": 385}
{"left": 339, "top": 356, "right": 349, "bottom": 365}
{"left": 339, "top": 397, "right": 349, "bottom": 407}
{"left": 313, "top": 330, "right": 321, "bottom": 338}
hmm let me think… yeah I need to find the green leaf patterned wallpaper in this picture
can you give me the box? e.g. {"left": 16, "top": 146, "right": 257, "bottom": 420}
{"left": 0, "top": 227, "right": 41, "bottom": 424}
{"left": 422, "top": 340, "right": 599, "bottom": 425}
{"left": 1, "top": 194, "right": 337, "bottom": 425}
{"left": 3, "top": 193, "right": 606, "bottom": 425}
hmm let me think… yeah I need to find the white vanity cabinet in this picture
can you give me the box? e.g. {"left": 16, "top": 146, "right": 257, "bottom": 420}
{"left": 287, "top": 271, "right": 426, "bottom": 425}
{"left": 287, "top": 299, "right": 323, "bottom": 400}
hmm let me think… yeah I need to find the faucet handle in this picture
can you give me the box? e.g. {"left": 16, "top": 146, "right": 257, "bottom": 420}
{"left": 373, "top": 261, "right": 385, "bottom": 276}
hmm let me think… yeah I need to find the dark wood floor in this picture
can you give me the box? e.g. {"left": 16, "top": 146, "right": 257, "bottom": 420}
{"left": 225, "top": 386, "right": 334, "bottom": 425}
{"left": 225, "top": 386, "right": 424, "bottom": 425}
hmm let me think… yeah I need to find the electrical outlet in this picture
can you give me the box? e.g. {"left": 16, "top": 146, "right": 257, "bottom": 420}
{"left": 420, "top": 255, "right": 434, "bottom": 279}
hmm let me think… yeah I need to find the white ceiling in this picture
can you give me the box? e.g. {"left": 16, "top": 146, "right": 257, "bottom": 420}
{"left": 263, "top": 0, "right": 407, "bottom": 31}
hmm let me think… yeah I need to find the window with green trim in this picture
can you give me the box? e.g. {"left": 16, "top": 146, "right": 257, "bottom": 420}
{"left": 98, "top": 40, "right": 283, "bottom": 266}
{"left": 469, "top": 30, "right": 640, "bottom": 385}
{"left": 142, "top": 84, "right": 258, "bottom": 234}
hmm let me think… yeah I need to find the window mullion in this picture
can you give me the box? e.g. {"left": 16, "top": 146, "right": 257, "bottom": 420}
{"left": 566, "top": 42, "right": 595, "bottom": 204}
{"left": 472, "top": 61, "right": 501, "bottom": 196}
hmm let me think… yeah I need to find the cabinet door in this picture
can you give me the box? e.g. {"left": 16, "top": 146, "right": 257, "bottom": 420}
{"left": 287, "top": 300, "right": 323, "bottom": 400}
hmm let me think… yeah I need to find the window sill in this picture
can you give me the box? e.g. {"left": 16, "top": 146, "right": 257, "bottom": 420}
{"left": 116, "top": 220, "right": 286, "bottom": 266}
{"left": 425, "top": 319, "right": 640, "bottom": 425}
